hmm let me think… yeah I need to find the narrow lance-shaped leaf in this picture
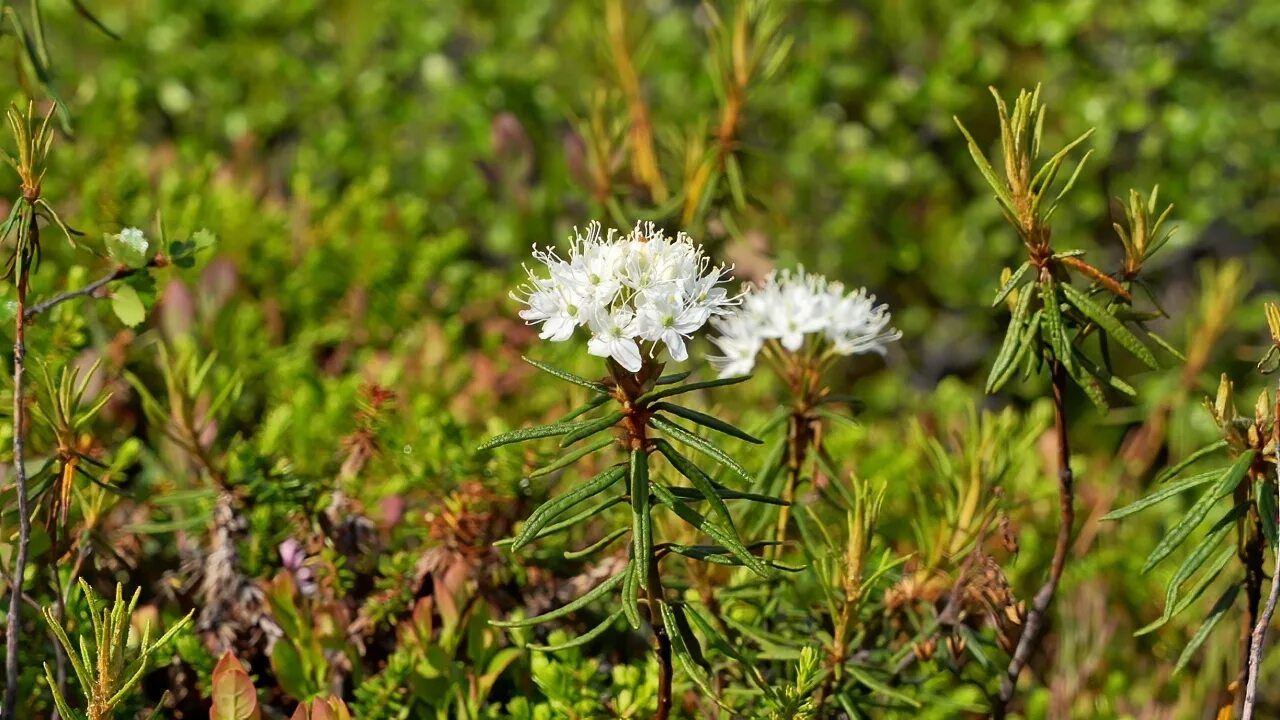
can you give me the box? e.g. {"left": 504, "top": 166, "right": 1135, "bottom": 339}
{"left": 559, "top": 410, "right": 625, "bottom": 447}
{"left": 664, "top": 543, "right": 802, "bottom": 572}
{"left": 494, "top": 496, "right": 625, "bottom": 547}
{"left": 564, "top": 526, "right": 629, "bottom": 560}
{"left": 652, "top": 402, "right": 762, "bottom": 444}
{"left": 992, "top": 261, "right": 1032, "bottom": 307}
{"left": 1153, "top": 440, "right": 1227, "bottom": 485}
{"left": 477, "top": 419, "right": 589, "bottom": 451}
{"left": 1136, "top": 546, "right": 1234, "bottom": 637}
{"left": 528, "top": 610, "right": 624, "bottom": 652}
{"left": 1173, "top": 582, "right": 1240, "bottom": 674}
{"left": 492, "top": 570, "right": 627, "bottom": 628}
{"left": 555, "top": 393, "right": 611, "bottom": 423}
{"left": 1134, "top": 507, "right": 1239, "bottom": 637}
{"left": 654, "top": 438, "right": 736, "bottom": 532}
{"left": 1040, "top": 279, "right": 1075, "bottom": 376}
{"left": 1102, "top": 468, "right": 1223, "bottom": 521}
{"left": 635, "top": 375, "right": 750, "bottom": 405}
{"left": 1141, "top": 451, "right": 1255, "bottom": 573}
{"left": 650, "top": 484, "right": 771, "bottom": 578}
{"left": 529, "top": 435, "right": 614, "bottom": 479}
{"left": 650, "top": 414, "right": 752, "bottom": 484}
{"left": 987, "top": 281, "right": 1033, "bottom": 393}
{"left": 511, "top": 465, "right": 626, "bottom": 551}
{"left": 1258, "top": 477, "right": 1278, "bottom": 550}
{"left": 659, "top": 602, "right": 717, "bottom": 700}
{"left": 658, "top": 485, "right": 789, "bottom": 506}
{"left": 1060, "top": 282, "right": 1158, "bottom": 370}
{"left": 953, "top": 117, "right": 1015, "bottom": 211}
{"left": 522, "top": 356, "right": 608, "bottom": 393}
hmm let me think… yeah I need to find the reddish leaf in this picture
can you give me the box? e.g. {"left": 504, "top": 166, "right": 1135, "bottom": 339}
{"left": 209, "top": 652, "right": 260, "bottom": 720}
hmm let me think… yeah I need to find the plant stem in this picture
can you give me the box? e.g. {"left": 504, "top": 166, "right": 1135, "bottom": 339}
{"left": 772, "top": 410, "right": 810, "bottom": 555}
{"left": 994, "top": 361, "right": 1075, "bottom": 717}
{"left": 1242, "top": 394, "right": 1280, "bottom": 720}
{"left": 1239, "top": 501, "right": 1266, "bottom": 711}
{"left": 647, "top": 553, "right": 673, "bottom": 720}
{"left": 23, "top": 264, "right": 137, "bottom": 319}
{"left": 4, "top": 262, "right": 31, "bottom": 720}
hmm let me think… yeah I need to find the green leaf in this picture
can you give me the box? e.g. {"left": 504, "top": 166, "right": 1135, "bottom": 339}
{"left": 1060, "top": 282, "right": 1158, "bottom": 370}
{"left": 511, "top": 465, "right": 626, "bottom": 551}
{"left": 1039, "top": 279, "right": 1074, "bottom": 376}
{"left": 1258, "top": 478, "right": 1279, "bottom": 551}
{"left": 528, "top": 610, "right": 623, "bottom": 652}
{"left": 1101, "top": 469, "right": 1223, "bottom": 521}
{"left": 491, "top": 570, "right": 627, "bottom": 628}
{"left": 111, "top": 284, "right": 146, "bottom": 327}
{"left": 622, "top": 548, "right": 641, "bottom": 630}
{"left": 986, "top": 283, "right": 1035, "bottom": 393}
{"left": 659, "top": 602, "right": 716, "bottom": 699}
{"left": 558, "top": 410, "right": 624, "bottom": 447}
{"left": 649, "top": 414, "right": 752, "bottom": 484}
{"left": 1141, "top": 451, "right": 1255, "bottom": 573}
{"left": 522, "top": 356, "right": 608, "bottom": 393}
{"left": 652, "top": 402, "right": 762, "bottom": 444}
{"left": 1135, "top": 507, "right": 1239, "bottom": 637}
{"left": 656, "top": 370, "right": 692, "bottom": 385}
{"left": 658, "top": 485, "right": 789, "bottom": 506}
{"left": 1153, "top": 440, "right": 1228, "bottom": 485}
{"left": 635, "top": 375, "right": 750, "bottom": 406}
{"left": 991, "top": 261, "right": 1031, "bottom": 307}
{"left": 529, "top": 435, "right": 614, "bottom": 479}
{"left": 477, "top": 419, "right": 589, "bottom": 451}
{"left": 953, "top": 117, "right": 1015, "bottom": 211}
{"left": 69, "top": 0, "right": 121, "bottom": 40}
{"left": 664, "top": 543, "right": 800, "bottom": 572}
{"left": 555, "top": 393, "right": 610, "bottom": 423}
{"left": 494, "top": 496, "right": 624, "bottom": 547}
{"left": 650, "top": 484, "right": 771, "bottom": 578}
{"left": 654, "top": 439, "right": 736, "bottom": 531}
{"left": 629, "top": 448, "right": 651, "bottom": 627}
{"left": 847, "top": 664, "right": 922, "bottom": 709}
{"left": 1173, "top": 582, "right": 1240, "bottom": 674}
{"left": 563, "top": 526, "right": 628, "bottom": 560}
{"left": 1136, "top": 546, "right": 1235, "bottom": 637}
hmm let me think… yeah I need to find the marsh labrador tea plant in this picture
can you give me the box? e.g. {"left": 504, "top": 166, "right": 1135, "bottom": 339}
{"left": 482, "top": 221, "right": 792, "bottom": 718}
{"left": 957, "top": 86, "right": 1178, "bottom": 716}
{"left": 708, "top": 267, "right": 900, "bottom": 551}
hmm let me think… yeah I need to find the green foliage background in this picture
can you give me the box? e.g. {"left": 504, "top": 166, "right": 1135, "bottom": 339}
{"left": 1, "top": 0, "right": 1279, "bottom": 718}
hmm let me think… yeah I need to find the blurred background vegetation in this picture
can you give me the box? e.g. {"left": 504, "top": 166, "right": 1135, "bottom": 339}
{"left": 1, "top": 0, "right": 1279, "bottom": 718}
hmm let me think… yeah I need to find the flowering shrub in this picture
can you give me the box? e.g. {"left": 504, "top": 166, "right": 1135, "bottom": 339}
{"left": 4, "top": 2, "right": 1280, "bottom": 720}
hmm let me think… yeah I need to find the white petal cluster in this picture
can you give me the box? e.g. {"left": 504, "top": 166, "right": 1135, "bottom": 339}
{"left": 513, "top": 222, "right": 737, "bottom": 372}
{"left": 708, "top": 267, "right": 901, "bottom": 377}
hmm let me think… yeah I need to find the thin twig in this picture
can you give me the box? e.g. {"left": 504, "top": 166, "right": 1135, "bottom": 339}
{"left": 1242, "top": 382, "right": 1280, "bottom": 720}
{"left": 24, "top": 264, "right": 137, "bottom": 319}
{"left": 994, "top": 361, "right": 1075, "bottom": 717}
{"left": 3, "top": 236, "right": 33, "bottom": 720}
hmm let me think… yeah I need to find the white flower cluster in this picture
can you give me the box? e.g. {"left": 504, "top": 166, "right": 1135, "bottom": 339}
{"left": 514, "top": 222, "right": 737, "bottom": 372}
{"left": 708, "top": 267, "right": 901, "bottom": 377}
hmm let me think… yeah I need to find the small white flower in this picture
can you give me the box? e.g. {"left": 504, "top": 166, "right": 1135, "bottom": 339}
{"left": 117, "top": 227, "right": 148, "bottom": 256}
{"left": 707, "top": 266, "right": 901, "bottom": 378}
{"left": 708, "top": 312, "right": 764, "bottom": 377}
{"left": 513, "top": 221, "right": 737, "bottom": 371}
{"left": 586, "top": 307, "right": 642, "bottom": 371}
